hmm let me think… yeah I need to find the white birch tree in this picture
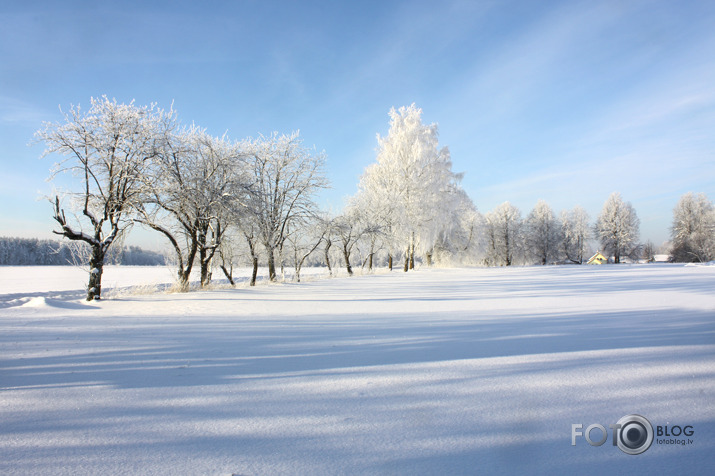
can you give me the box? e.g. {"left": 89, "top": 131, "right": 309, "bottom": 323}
{"left": 358, "top": 104, "right": 463, "bottom": 270}
{"left": 484, "top": 202, "right": 522, "bottom": 266}
{"left": 670, "top": 192, "right": 715, "bottom": 262}
{"left": 430, "top": 188, "right": 481, "bottom": 266}
{"left": 595, "top": 192, "right": 640, "bottom": 264}
{"left": 525, "top": 200, "right": 559, "bottom": 265}
{"left": 559, "top": 206, "right": 591, "bottom": 264}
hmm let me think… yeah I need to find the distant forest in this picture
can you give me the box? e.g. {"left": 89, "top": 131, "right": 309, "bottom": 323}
{"left": 0, "top": 237, "right": 165, "bottom": 266}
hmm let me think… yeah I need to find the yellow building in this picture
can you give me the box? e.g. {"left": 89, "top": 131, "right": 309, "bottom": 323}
{"left": 587, "top": 251, "right": 608, "bottom": 265}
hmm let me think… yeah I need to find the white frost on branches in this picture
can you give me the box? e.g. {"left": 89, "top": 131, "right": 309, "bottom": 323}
{"left": 670, "top": 192, "right": 714, "bottom": 262}
{"left": 595, "top": 192, "right": 640, "bottom": 264}
{"left": 354, "top": 104, "right": 469, "bottom": 269}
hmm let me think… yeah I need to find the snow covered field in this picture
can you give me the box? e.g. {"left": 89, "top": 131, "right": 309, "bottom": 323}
{"left": 1, "top": 264, "right": 714, "bottom": 475}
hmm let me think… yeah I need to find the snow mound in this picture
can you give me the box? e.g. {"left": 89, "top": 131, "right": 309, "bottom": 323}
{"left": 685, "top": 261, "right": 715, "bottom": 267}
{"left": 20, "top": 296, "right": 96, "bottom": 310}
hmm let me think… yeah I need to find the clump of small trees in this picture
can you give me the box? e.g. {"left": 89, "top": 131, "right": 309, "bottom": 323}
{"left": 39, "top": 97, "right": 328, "bottom": 300}
{"left": 478, "top": 193, "right": 644, "bottom": 266}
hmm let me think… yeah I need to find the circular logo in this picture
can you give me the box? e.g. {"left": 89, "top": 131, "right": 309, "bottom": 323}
{"left": 616, "top": 414, "right": 653, "bottom": 455}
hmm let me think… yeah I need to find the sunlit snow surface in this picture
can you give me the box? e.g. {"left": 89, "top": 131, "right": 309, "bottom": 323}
{"left": 1, "top": 264, "right": 714, "bottom": 475}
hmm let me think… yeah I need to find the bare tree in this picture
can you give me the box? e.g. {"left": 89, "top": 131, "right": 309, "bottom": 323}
{"left": 284, "top": 217, "right": 326, "bottom": 282}
{"left": 137, "top": 126, "right": 247, "bottom": 290}
{"left": 241, "top": 132, "right": 329, "bottom": 281}
{"left": 216, "top": 233, "right": 242, "bottom": 286}
{"left": 333, "top": 209, "right": 364, "bottom": 276}
{"left": 37, "top": 97, "right": 171, "bottom": 300}
{"left": 642, "top": 241, "right": 656, "bottom": 263}
{"left": 312, "top": 213, "right": 337, "bottom": 276}
{"left": 243, "top": 223, "right": 262, "bottom": 286}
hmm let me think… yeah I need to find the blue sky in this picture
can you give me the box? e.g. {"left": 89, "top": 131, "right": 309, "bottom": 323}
{"left": 1, "top": 0, "right": 713, "bottom": 249}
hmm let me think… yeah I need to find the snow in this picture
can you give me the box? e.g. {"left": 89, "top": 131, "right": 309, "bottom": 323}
{"left": 1, "top": 264, "right": 714, "bottom": 475}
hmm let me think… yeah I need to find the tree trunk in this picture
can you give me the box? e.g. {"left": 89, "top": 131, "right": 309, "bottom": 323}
{"left": 403, "top": 248, "right": 409, "bottom": 272}
{"left": 200, "top": 252, "right": 213, "bottom": 287}
{"left": 245, "top": 234, "right": 259, "bottom": 286}
{"left": 251, "top": 256, "right": 259, "bottom": 286}
{"left": 87, "top": 245, "right": 105, "bottom": 301}
{"left": 388, "top": 254, "right": 393, "bottom": 271}
{"left": 183, "top": 240, "right": 198, "bottom": 289}
{"left": 177, "top": 237, "right": 197, "bottom": 291}
{"left": 177, "top": 268, "right": 191, "bottom": 291}
{"left": 368, "top": 252, "right": 373, "bottom": 270}
{"left": 200, "top": 259, "right": 212, "bottom": 287}
{"left": 343, "top": 244, "right": 353, "bottom": 276}
{"left": 198, "top": 226, "right": 208, "bottom": 287}
{"left": 425, "top": 250, "right": 432, "bottom": 267}
{"left": 220, "top": 264, "right": 235, "bottom": 285}
{"left": 504, "top": 222, "right": 511, "bottom": 266}
{"left": 266, "top": 246, "right": 277, "bottom": 281}
{"left": 198, "top": 225, "right": 217, "bottom": 288}
{"left": 409, "top": 237, "right": 415, "bottom": 270}
{"left": 139, "top": 218, "right": 195, "bottom": 292}
{"left": 324, "top": 240, "right": 333, "bottom": 276}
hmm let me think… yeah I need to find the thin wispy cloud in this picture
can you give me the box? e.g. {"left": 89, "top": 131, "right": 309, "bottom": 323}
{"left": 0, "top": 97, "right": 49, "bottom": 126}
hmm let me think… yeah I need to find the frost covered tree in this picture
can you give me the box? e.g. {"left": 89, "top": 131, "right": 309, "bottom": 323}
{"left": 216, "top": 233, "right": 241, "bottom": 286}
{"left": 354, "top": 167, "right": 398, "bottom": 269}
{"left": 37, "top": 97, "right": 171, "bottom": 300}
{"left": 347, "top": 193, "right": 388, "bottom": 271}
{"left": 484, "top": 202, "right": 522, "bottom": 266}
{"left": 430, "top": 188, "right": 481, "bottom": 266}
{"left": 332, "top": 208, "right": 365, "bottom": 276}
{"left": 241, "top": 132, "right": 328, "bottom": 281}
{"left": 524, "top": 200, "right": 559, "bottom": 265}
{"left": 559, "top": 206, "right": 591, "bottom": 264}
{"left": 137, "top": 126, "right": 247, "bottom": 290}
{"left": 642, "top": 241, "right": 656, "bottom": 262}
{"left": 230, "top": 216, "right": 263, "bottom": 286}
{"left": 670, "top": 192, "right": 715, "bottom": 262}
{"left": 358, "top": 104, "right": 463, "bottom": 270}
{"left": 359, "top": 220, "right": 386, "bottom": 271}
{"left": 284, "top": 216, "right": 326, "bottom": 282}
{"left": 314, "top": 213, "right": 337, "bottom": 276}
{"left": 595, "top": 192, "right": 640, "bottom": 264}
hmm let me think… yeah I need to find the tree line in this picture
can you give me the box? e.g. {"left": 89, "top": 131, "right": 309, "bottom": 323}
{"left": 36, "top": 98, "right": 714, "bottom": 300}
{"left": 0, "top": 237, "right": 165, "bottom": 266}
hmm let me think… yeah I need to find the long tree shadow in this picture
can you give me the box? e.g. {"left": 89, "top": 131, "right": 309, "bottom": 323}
{"left": 2, "top": 305, "right": 714, "bottom": 391}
